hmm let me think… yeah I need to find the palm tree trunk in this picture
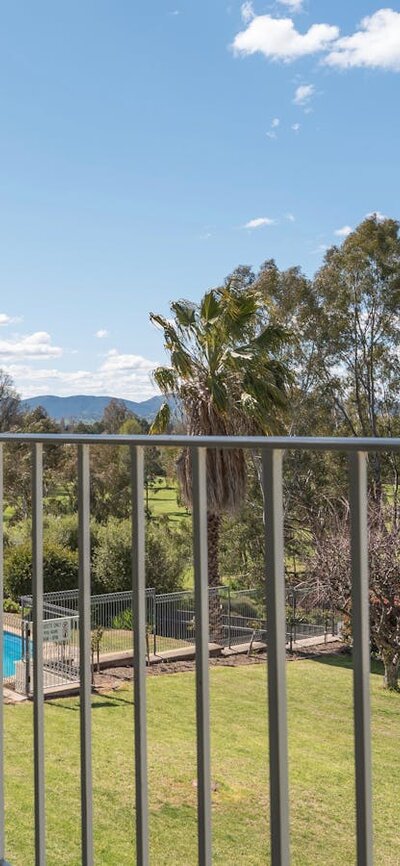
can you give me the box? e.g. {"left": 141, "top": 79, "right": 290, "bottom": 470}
{"left": 207, "top": 512, "right": 224, "bottom": 644}
{"left": 207, "top": 512, "right": 220, "bottom": 587}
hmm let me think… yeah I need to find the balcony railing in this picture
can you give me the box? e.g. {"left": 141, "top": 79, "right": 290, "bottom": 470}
{"left": 0, "top": 431, "right": 391, "bottom": 866}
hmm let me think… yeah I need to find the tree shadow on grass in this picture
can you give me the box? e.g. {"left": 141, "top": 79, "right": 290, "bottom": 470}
{"left": 306, "top": 651, "right": 384, "bottom": 678}
{"left": 46, "top": 692, "right": 134, "bottom": 712}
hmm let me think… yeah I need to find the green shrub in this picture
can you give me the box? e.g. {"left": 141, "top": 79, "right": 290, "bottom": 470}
{"left": 112, "top": 609, "right": 133, "bottom": 630}
{"left": 92, "top": 516, "right": 190, "bottom": 595}
{"left": 5, "top": 542, "right": 79, "bottom": 600}
{"left": 3, "top": 598, "right": 20, "bottom": 613}
{"left": 285, "top": 604, "right": 329, "bottom": 625}
{"left": 43, "top": 515, "right": 79, "bottom": 551}
{"left": 226, "top": 597, "right": 260, "bottom": 619}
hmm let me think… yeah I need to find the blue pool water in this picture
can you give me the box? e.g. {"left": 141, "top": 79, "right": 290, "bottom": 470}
{"left": 4, "top": 631, "right": 23, "bottom": 678}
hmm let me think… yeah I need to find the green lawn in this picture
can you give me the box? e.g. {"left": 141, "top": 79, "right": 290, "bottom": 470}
{"left": 146, "top": 478, "right": 194, "bottom": 587}
{"left": 97, "top": 628, "right": 189, "bottom": 656}
{"left": 146, "top": 479, "right": 190, "bottom": 524}
{"left": 5, "top": 655, "right": 400, "bottom": 865}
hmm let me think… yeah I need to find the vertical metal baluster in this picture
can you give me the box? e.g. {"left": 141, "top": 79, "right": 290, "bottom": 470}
{"left": 0, "top": 444, "right": 11, "bottom": 866}
{"left": 192, "top": 447, "right": 212, "bottom": 866}
{"left": 78, "top": 445, "right": 93, "bottom": 866}
{"left": 349, "top": 452, "right": 373, "bottom": 866}
{"left": 130, "top": 446, "right": 149, "bottom": 866}
{"left": 0, "top": 445, "right": 5, "bottom": 865}
{"left": 262, "top": 449, "right": 290, "bottom": 866}
{"left": 32, "top": 443, "right": 46, "bottom": 866}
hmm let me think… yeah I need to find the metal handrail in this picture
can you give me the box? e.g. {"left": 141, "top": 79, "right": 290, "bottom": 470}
{"left": 0, "top": 430, "right": 397, "bottom": 450}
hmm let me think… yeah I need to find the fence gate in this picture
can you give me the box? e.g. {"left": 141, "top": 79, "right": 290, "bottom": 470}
{"left": 15, "top": 603, "right": 80, "bottom": 696}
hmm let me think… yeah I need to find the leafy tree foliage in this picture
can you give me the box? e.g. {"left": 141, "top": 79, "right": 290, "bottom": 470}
{"left": 5, "top": 543, "right": 79, "bottom": 599}
{"left": 5, "top": 406, "right": 68, "bottom": 520}
{"left": 102, "top": 398, "right": 135, "bottom": 434}
{"left": 0, "top": 370, "right": 22, "bottom": 430}
{"left": 91, "top": 516, "right": 191, "bottom": 594}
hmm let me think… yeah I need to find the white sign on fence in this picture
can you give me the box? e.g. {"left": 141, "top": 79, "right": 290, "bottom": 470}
{"left": 42, "top": 617, "right": 72, "bottom": 644}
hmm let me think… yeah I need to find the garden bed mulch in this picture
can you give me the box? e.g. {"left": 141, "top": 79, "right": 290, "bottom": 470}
{"left": 93, "top": 640, "right": 346, "bottom": 693}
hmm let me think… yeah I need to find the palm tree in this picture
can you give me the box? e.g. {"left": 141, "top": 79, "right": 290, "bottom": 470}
{"left": 150, "top": 278, "right": 291, "bottom": 636}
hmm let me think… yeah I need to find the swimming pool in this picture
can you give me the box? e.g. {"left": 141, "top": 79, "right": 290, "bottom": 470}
{"left": 4, "top": 631, "right": 23, "bottom": 678}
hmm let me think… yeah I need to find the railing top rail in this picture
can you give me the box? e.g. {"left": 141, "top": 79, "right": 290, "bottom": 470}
{"left": 0, "top": 432, "right": 400, "bottom": 451}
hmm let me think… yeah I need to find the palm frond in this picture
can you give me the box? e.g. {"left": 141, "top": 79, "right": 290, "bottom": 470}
{"left": 149, "top": 403, "right": 171, "bottom": 434}
{"left": 208, "top": 374, "right": 229, "bottom": 413}
{"left": 250, "top": 323, "right": 291, "bottom": 352}
{"left": 170, "top": 300, "right": 197, "bottom": 329}
{"left": 200, "top": 290, "right": 221, "bottom": 325}
{"left": 152, "top": 367, "right": 177, "bottom": 394}
{"left": 170, "top": 348, "right": 195, "bottom": 378}
{"left": 150, "top": 313, "right": 182, "bottom": 350}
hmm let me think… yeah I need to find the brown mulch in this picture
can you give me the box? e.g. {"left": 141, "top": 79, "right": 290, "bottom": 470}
{"left": 92, "top": 641, "right": 346, "bottom": 692}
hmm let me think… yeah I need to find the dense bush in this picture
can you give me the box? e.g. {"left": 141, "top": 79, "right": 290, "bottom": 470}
{"left": 3, "top": 598, "right": 20, "bottom": 613}
{"left": 4, "top": 514, "right": 191, "bottom": 600}
{"left": 226, "top": 597, "right": 261, "bottom": 619}
{"left": 43, "top": 515, "right": 79, "bottom": 551}
{"left": 7, "top": 515, "right": 83, "bottom": 552}
{"left": 92, "top": 516, "right": 191, "bottom": 595}
{"left": 5, "top": 543, "right": 79, "bottom": 600}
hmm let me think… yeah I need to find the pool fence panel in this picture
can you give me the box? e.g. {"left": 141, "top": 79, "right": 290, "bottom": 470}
{"left": 4, "top": 584, "right": 339, "bottom": 694}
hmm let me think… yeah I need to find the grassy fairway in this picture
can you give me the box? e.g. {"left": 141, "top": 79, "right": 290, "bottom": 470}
{"left": 5, "top": 656, "right": 400, "bottom": 866}
{"left": 146, "top": 478, "right": 190, "bottom": 523}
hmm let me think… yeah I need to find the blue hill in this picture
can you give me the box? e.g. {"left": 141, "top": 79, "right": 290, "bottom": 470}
{"left": 21, "top": 394, "right": 165, "bottom": 423}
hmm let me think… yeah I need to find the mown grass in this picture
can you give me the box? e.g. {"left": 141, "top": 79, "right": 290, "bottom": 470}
{"left": 147, "top": 478, "right": 194, "bottom": 588}
{"left": 5, "top": 655, "right": 400, "bottom": 866}
{"left": 146, "top": 478, "right": 190, "bottom": 524}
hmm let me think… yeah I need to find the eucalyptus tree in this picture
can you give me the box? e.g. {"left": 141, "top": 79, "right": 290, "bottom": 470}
{"left": 255, "top": 217, "right": 400, "bottom": 515}
{"left": 149, "top": 278, "right": 291, "bottom": 617}
{"left": 309, "top": 216, "right": 400, "bottom": 484}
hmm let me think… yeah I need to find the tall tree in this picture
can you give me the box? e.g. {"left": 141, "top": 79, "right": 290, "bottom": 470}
{"left": 102, "top": 398, "right": 133, "bottom": 434}
{"left": 253, "top": 218, "right": 400, "bottom": 526}
{"left": 5, "top": 405, "right": 64, "bottom": 520}
{"left": 0, "top": 370, "right": 22, "bottom": 430}
{"left": 310, "top": 215, "right": 400, "bottom": 500}
{"left": 149, "top": 278, "right": 291, "bottom": 613}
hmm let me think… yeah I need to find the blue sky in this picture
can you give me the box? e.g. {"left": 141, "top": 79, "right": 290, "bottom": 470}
{"left": 1, "top": 0, "right": 399, "bottom": 401}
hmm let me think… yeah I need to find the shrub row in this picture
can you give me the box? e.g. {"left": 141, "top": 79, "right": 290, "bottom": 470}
{"left": 4, "top": 516, "right": 192, "bottom": 600}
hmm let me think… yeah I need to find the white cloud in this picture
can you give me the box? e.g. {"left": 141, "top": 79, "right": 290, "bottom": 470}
{"left": 325, "top": 9, "right": 400, "bottom": 71}
{"left": 266, "top": 117, "right": 280, "bottom": 139}
{"left": 335, "top": 225, "right": 353, "bottom": 238}
{"left": 241, "top": 1, "right": 254, "bottom": 23}
{"left": 101, "top": 349, "right": 156, "bottom": 374}
{"left": 244, "top": 217, "right": 276, "bottom": 229}
{"left": 0, "top": 331, "right": 62, "bottom": 360}
{"left": 292, "top": 122, "right": 301, "bottom": 132}
{"left": 311, "top": 243, "right": 329, "bottom": 254}
{"left": 293, "top": 83, "right": 315, "bottom": 105}
{"left": 0, "top": 313, "right": 21, "bottom": 326}
{"left": 7, "top": 350, "right": 160, "bottom": 401}
{"left": 278, "top": 0, "right": 304, "bottom": 12}
{"left": 366, "top": 210, "right": 387, "bottom": 222}
{"left": 232, "top": 14, "right": 339, "bottom": 62}
{"left": 95, "top": 329, "right": 108, "bottom": 339}
{"left": 285, "top": 213, "right": 295, "bottom": 222}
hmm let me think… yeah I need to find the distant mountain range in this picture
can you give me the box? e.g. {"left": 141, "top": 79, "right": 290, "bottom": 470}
{"left": 21, "top": 394, "right": 166, "bottom": 423}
